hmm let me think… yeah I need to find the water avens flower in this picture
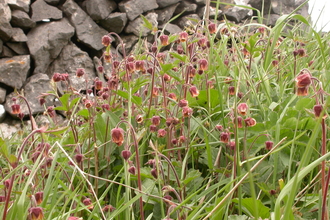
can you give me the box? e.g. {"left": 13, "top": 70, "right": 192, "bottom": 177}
{"left": 111, "top": 128, "right": 124, "bottom": 146}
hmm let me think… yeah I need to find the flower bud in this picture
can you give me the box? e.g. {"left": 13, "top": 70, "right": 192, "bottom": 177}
{"left": 83, "top": 198, "right": 94, "bottom": 210}
{"left": 128, "top": 165, "right": 136, "bottom": 175}
{"left": 75, "top": 154, "right": 83, "bottom": 163}
{"left": 76, "top": 68, "right": 85, "bottom": 77}
{"left": 121, "top": 150, "right": 131, "bottom": 160}
{"left": 314, "top": 104, "right": 323, "bottom": 118}
{"left": 265, "top": 141, "right": 273, "bottom": 150}
{"left": 151, "top": 168, "right": 158, "bottom": 178}
{"left": 179, "top": 99, "right": 188, "bottom": 108}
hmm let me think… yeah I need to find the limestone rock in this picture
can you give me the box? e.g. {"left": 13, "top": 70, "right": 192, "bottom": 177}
{"left": 62, "top": 0, "right": 109, "bottom": 50}
{"left": 7, "top": 0, "right": 30, "bottom": 13}
{"left": 160, "top": 23, "right": 182, "bottom": 35}
{"left": 46, "top": 42, "right": 96, "bottom": 91}
{"left": 119, "top": 0, "right": 158, "bottom": 21}
{"left": 0, "top": 3, "right": 13, "bottom": 41}
{"left": 175, "top": 14, "right": 200, "bottom": 29}
{"left": 0, "top": 105, "right": 5, "bottom": 122}
{"left": 27, "top": 18, "right": 74, "bottom": 74}
{"left": 0, "top": 120, "right": 21, "bottom": 138}
{"left": 44, "top": 0, "right": 60, "bottom": 5}
{"left": 0, "top": 46, "right": 16, "bottom": 58}
{"left": 115, "top": 34, "right": 139, "bottom": 55}
{"left": 156, "top": 0, "right": 180, "bottom": 8}
{"left": 0, "top": 39, "right": 3, "bottom": 54}
{"left": 99, "top": 12, "right": 127, "bottom": 33}
{"left": 175, "top": 0, "right": 198, "bottom": 15}
{"left": 84, "top": 0, "right": 117, "bottom": 21}
{"left": 31, "top": 0, "right": 63, "bottom": 22}
{"left": 10, "top": 10, "right": 36, "bottom": 29}
{"left": 0, "top": 55, "right": 30, "bottom": 89}
{"left": 197, "top": 6, "right": 223, "bottom": 20}
{"left": 224, "top": 2, "right": 253, "bottom": 23}
{"left": 125, "top": 12, "right": 158, "bottom": 37}
{"left": 0, "top": 87, "right": 6, "bottom": 104}
{"left": 6, "top": 42, "right": 29, "bottom": 55}
{"left": 5, "top": 73, "right": 53, "bottom": 117}
{"left": 155, "top": 3, "right": 178, "bottom": 25}
{"left": 10, "top": 28, "right": 28, "bottom": 42}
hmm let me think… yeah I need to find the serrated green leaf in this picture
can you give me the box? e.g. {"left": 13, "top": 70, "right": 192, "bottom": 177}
{"left": 116, "top": 90, "right": 142, "bottom": 105}
{"left": 141, "top": 15, "right": 153, "bottom": 30}
{"left": 0, "top": 137, "right": 9, "bottom": 158}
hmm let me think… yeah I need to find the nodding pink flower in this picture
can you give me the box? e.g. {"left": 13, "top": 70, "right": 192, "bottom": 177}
{"left": 295, "top": 71, "right": 311, "bottom": 88}
{"left": 160, "top": 35, "right": 169, "bottom": 46}
{"left": 297, "top": 48, "right": 306, "bottom": 57}
{"left": 152, "top": 87, "right": 159, "bottom": 97}
{"left": 102, "top": 92, "right": 109, "bottom": 100}
{"left": 229, "top": 86, "right": 235, "bottom": 95}
{"left": 104, "top": 52, "right": 112, "bottom": 62}
{"left": 314, "top": 104, "right": 324, "bottom": 118}
{"left": 121, "top": 150, "right": 131, "bottom": 160}
{"left": 182, "top": 106, "right": 193, "bottom": 117}
{"left": 135, "top": 60, "right": 146, "bottom": 71}
{"left": 179, "top": 135, "right": 186, "bottom": 143}
{"left": 126, "top": 62, "right": 135, "bottom": 73}
{"left": 157, "top": 129, "right": 167, "bottom": 138}
{"left": 228, "top": 141, "right": 236, "bottom": 150}
{"left": 179, "top": 99, "right": 188, "bottom": 108}
{"left": 163, "top": 74, "right": 171, "bottom": 82}
{"left": 220, "top": 131, "right": 230, "bottom": 143}
{"left": 272, "top": 60, "right": 279, "bottom": 67}
{"left": 75, "top": 154, "right": 83, "bottom": 163}
{"left": 237, "top": 103, "right": 248, "bottom": 116}
{"left": 29, "top": 207, "right": 44, "bottom": 220}
{"left": 244, "top": 117, "right": 257, "bottom": 127}
{"left": 168, "top": 93, "right": 177, "bottom": 101}
{"left": 52, "top": 72, "right": 62, "bottom": 82}
{"left": 189, "top": 86, "right": 199, "bottom": 98}
{"left": 35, "top": 192, "right": 43, "bottom": 205}
{"left": 235, "top": 116, "right": 243, "bottom": 128}
{"left": 102, "top": 35, "right": 112, "bottom": 47}
{"left": 11, "top": 104, "right": 21, "bottom": 114}
{"left": 149, "top": 125, "right": 157, "bottom": 132}
{"left": 151, "top": 168, "right": 158, "bottom": 178}
{"left": 177, "top": 45, "right": 184, "bottom": 54}
{"left": 208, "top": 22, "right": 217, "bottom": 34}
{"left": 151, "top": 116, "right": 161, "bottom": 126}
{"left": 76, "top": 68, "right": 85, "bottom": 77}
{"left": 84, "top": 99, "right": 93, "bottom": 108}
{"left": 111, "top": 128, "right": 125, "bottom": 146}
{"left": 135, "top": 114, "right": 143, "bottom": 123}
{"left": 83, "top": 198, "right": 94, "bottom": 210}
{"left": 265, "top": 141, "right": 273, "bottom": 150}
{"left": 198, "top": 59, "right": 208, "bottom": 71}
{"left": 215, "top": 125, "right": 223, "bottom": 131}
{"left": 97, "top": 65, "right": 104, "bottom": 74}
{"left": 128, "top": 165, "right": 136, "bottom": 175}
{"left": 113, "top": 60, "right": 120, "bottom": 69}
{"left": 46, "top": 106, "right": 55, "bottom": 117}
{"left": 103, "top": 205, "right": 116, "bottom": 212}
{"left": 198, "top": 37, "right": 207, "bottom": 48}
{"left": 101, "top": 103, "right": 110, "bottom": 111}
{"left": 179, "top": 31, "right": 188, "bottom": 42}
{"left": 94, "top": 79, "right": 103, "bottom": 90}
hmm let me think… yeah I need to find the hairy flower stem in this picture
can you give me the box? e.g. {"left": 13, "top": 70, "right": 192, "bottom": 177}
{"left": 2, "top": 128, "right": 40, "bottom": 220}
{"left": 321, "top": 118, "right": 328, "bottom": 220}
